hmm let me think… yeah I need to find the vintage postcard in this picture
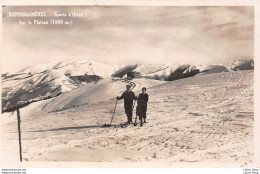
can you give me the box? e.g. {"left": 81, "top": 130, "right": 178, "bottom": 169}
{"left": 0, "top": 0, "right": 259, "bottom": 169}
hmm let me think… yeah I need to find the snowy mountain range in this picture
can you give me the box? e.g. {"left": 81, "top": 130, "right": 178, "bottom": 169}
{"left": 2, "top": 58, "right": 253, "bottom": 112}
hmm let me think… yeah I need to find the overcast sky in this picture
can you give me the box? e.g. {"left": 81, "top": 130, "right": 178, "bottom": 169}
{"left": 2, "top": 6, "right": 254, "bottom": 73}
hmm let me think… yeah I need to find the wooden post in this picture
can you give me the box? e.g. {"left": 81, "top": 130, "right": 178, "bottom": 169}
{"left": 17, "top": 108, "right": 22, "bottom": 162}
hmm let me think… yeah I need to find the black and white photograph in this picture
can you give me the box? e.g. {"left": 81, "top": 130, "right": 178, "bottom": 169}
{"left": 0, "top": 2, "right": 259, "bottom": 170}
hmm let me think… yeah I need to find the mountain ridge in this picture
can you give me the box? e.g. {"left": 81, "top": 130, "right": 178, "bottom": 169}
{"left": 2, "top": 58, "right": 254, "bottom": 112}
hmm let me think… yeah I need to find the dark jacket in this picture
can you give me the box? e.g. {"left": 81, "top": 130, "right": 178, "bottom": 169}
{"left": 137, "top": 93, "right": 148, "bottom": 105}
{"left": 118, "top": 90, "right": 137, "bottom": 115}
{"left": 137, "top": 93, "right": 149, "bottom": 114}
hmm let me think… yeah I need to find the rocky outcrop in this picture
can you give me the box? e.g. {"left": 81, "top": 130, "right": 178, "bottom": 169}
{"left": 111, "top": 65, "right": 138, "bottom": 78}
{"left": 165, "top": 65, "right": 200, "bottom": 81}
{"left": 228, "top": 59, "right": 254, "bottom": 71}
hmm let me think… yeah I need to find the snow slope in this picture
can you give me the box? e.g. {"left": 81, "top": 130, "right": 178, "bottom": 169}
{"left": 1, "top": 70, "right": 253, "bottom": 167}
{"left": 2, "top": 59, "right": 120, "bottom": 112}
{"left": 37, "top": 78, "right": 165, "bottom": 113}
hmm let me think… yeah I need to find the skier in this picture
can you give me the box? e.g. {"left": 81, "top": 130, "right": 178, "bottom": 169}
{"left": 117, "top": 85, "right": 137, "bottom": 124}
{"left": 137, "top": 87, "right": 149, "bottom": 126}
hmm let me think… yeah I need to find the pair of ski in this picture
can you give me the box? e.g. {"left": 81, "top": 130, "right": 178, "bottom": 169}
{"left": 120, "top": 121, "right": 147, "bottom": 128}
{"left": 103, "top": 122, "right": 147, "bottom": 128}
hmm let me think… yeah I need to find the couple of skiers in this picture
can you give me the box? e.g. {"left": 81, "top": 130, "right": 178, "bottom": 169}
{"left": 116, "top": 85, "right": 148, "bottom": 126}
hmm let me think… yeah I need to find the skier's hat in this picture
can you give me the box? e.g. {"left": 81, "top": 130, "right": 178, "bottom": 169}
{"left": 126, "top": 85, "right": 131, "bottom": 88}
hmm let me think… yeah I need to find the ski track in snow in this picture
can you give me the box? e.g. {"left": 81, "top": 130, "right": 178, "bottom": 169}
{"left": 0, "top": 70, "right": 254, "bottom": 167}
{"left": 118, "top": 78, "right": 136, "bottom": 92}
{"left": 46, "top": 78, "right": 139, "bottom": 113}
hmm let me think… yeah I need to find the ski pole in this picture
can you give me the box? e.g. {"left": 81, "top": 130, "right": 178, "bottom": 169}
{"left": 110, "top": 99, "right": 118, "bottom": 126}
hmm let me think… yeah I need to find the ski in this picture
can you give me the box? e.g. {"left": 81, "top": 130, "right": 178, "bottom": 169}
{"left": 120, "top": 122, "right": 135, "bottom": 128}
{"left": 104, "top": 122, "right": 145, "bottom": 128}
{"left": 103, "top": 123, "right": 127, "bottom": 128}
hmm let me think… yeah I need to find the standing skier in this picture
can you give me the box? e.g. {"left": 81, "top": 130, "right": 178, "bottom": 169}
{"left": 137, "top": 87, "right": 149, "bottom": 126}
{"left": 117, "top": 85, "right": 137, "bottom": 124}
